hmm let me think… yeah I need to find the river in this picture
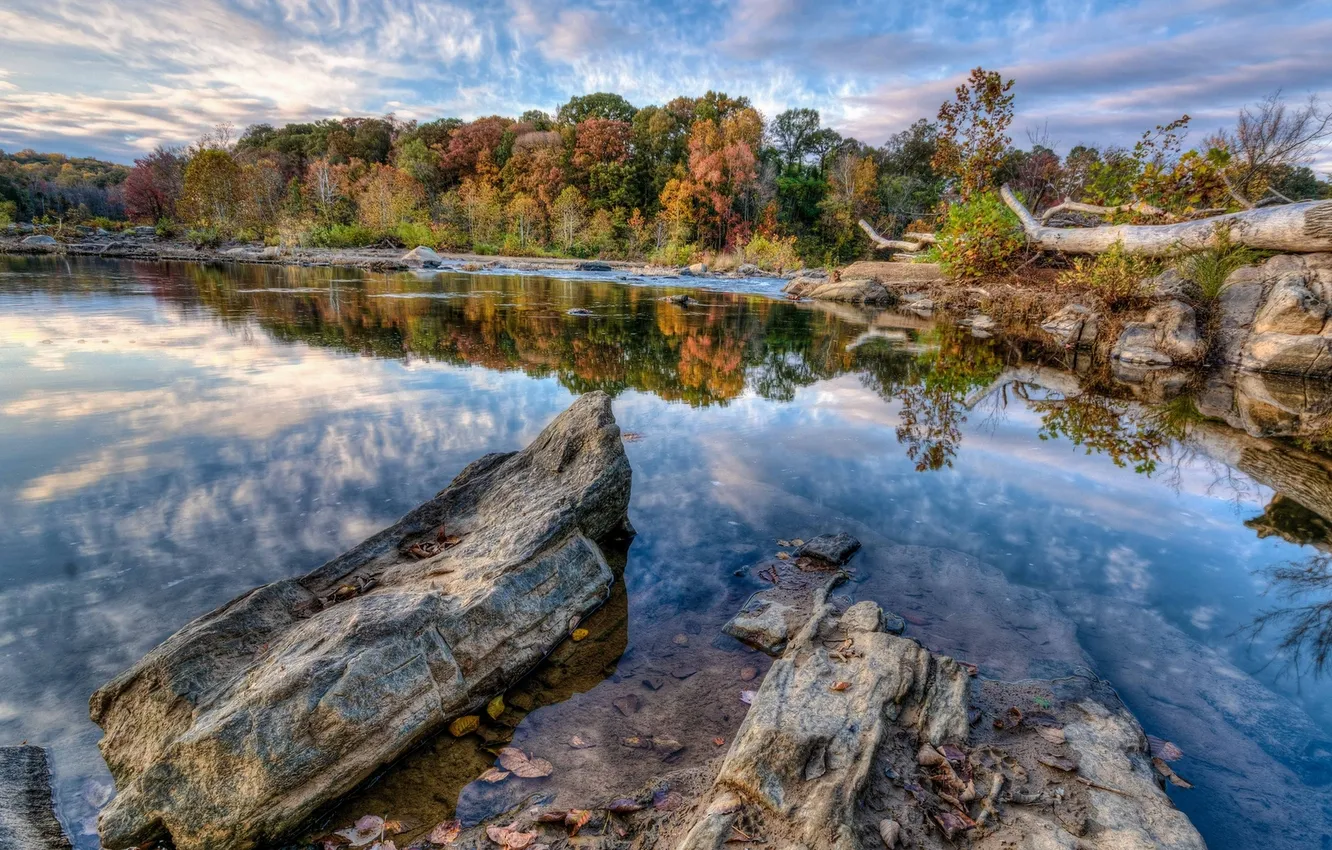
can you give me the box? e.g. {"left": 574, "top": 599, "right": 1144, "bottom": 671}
{"left": 0, "top": 255, "right": 1329, "bottom": 849}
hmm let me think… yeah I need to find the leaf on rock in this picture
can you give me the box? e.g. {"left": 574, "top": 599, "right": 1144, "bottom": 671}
{"left": 917, "top": 745, "right": 945, "bottom": 767}
{"left": 937, "top": 744, "right": 966, "bottom": 764}
{"left": 739, "top": 690, "right": 757, "bottom": 705}
{"left": 368, "top": 841, "right": 397, "bottom": 850}
{"left": 712, "top": 737, "right": 726, "bottom": 747}
{"left": 652, "top": 789, "right": 684, "bottom": 811}
{"left": 427, "top": 820, "right": 462, "bottom": 846}
{"left": 479, "top": 768, "right": 510, "bottom": 783}
{"left": 383, "top": 819, "right": 413, "bottom": 836}
{"left": 313, "top": 834, "right": 351, "bottom": 849}
{"left": 621, "top": 736, "right": 652, "bottom": 749}
{"left": 1037, "top": 727, "right": 1066, "bottom": 745}
{"left": 673, "top": 634, "right": 689, "bottom": 646}
{"left": 606, "top": 798, "right": 645, "bottom": 814}
{"left": 739, "top": 666, "right": 758, "bottom": 682}
{"left": 1152, "top": 757, "right": 1194, "bottom": 788}
{"left": 776, "top": 540, "right": 791, "bottom": 547}
{"left": 449, "top": 715, "right": 480, "bottom": 737}
{"left": 497, "top": 747, "right": 552, "bottom": 778}
{"left": 1147, "top": 735, "right": 1184, "bottom": 762}
{"left": 336, "top": 815, "right": 386, "bottom": 847}
{"left": 830, "top": 681, "right": 851, "bottom": 692}
{"left": 569, "top": 735, "right": 596, "bottom": 749}
{"left": 486, "top": 696, "right": 506, "bottom": 720}
{"left": 571, "top": 628, "right": 589, "bottom": 642}
{"left": 791, "top": 539, "right": 805, "bottom": 547}
{"left": 565, "top": 810, "right": 592, "bottom": 836}
{"left": 652, "top": 736, "right": 684, "bottom": 757}
{"left": 775, "top": 552, "right": 790, "bottom": 561}
{"left": 486, "top": 823, "right": 537, "bottom": 849}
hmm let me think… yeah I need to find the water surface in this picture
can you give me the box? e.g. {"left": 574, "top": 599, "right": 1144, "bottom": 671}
{"left": 1, "top": 256, "right": 1330, "bottom": 849}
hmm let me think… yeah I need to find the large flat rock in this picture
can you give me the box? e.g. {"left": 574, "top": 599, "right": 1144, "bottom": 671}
{"left": 0, "top": 746, "right": 73, "bottom": 850}
{"left": 89, "top": 392, "right": 633, "bottom": 850}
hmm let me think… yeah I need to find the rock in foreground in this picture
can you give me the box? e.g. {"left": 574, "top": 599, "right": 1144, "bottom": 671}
{"left": 89, "top": 392, "right": 634, "bottom": 850}
{"left": 0, "top": 746, "right": 73, "bottom": 850}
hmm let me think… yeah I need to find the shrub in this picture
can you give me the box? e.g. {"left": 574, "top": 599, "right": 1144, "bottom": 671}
{"left": 155, "top": 218, "right": 178, "bottom": 239}
{"left": 936, "top": 192, "right": 1025, "bottom": 279}
{"left": 471, "top": 242, "right": 500, "bottom": 256}
{"left": 1060, "top": 241, "right": 1159, "bottom": 309}
{"left": 394, "top": 221, "right": 435, "bottom": 249}
{"left": 185, "top": 227, "right": 221, "bottom": 249}
{"left": 742, "top": 233, "right": 801, "bottom": 271}
{"left": 650, "top": 241, "right": 696, "bottom": 266}
{"left": 1177, "top": 227, "right": 1261, "bottom": 299}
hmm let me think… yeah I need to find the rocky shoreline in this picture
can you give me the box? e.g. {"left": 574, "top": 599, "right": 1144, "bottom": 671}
{"left": 0, "top": 230, "right": 788, "bottom": 283}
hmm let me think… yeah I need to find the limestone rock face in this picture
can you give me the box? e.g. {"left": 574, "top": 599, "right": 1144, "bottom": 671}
{"left": 1217, "top": 265, "right": 1270, "bottom": 365}
{"left": 89, "top": 393, "right": 633, "bottom": 850}
{"left": 782, "top": 276, "right": 893, "bottom": 305}
{"left": 1253, "top": 273, "right": 1328, "bottom": 335}
{"left": 1040, "top": 303, "right": 1099, "bottom": 347}
{"left": 0, "top": 746, "right": 73, "bottom": 850}
{"left": 1242, "top": 332, "right": 1332, "bottom": 378}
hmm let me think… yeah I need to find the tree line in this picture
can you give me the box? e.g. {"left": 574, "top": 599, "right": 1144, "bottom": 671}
{"left": 5, "top": 80, "right": 1329, "bottom": 270}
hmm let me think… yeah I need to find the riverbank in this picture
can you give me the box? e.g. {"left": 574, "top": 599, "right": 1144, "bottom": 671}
{"left": 0, "top": 230, "right": 791, "bottom": 283}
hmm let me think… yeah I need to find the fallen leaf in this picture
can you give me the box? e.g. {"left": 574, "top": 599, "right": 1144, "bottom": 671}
{"left": 487, "top": 696, "right": 506, "bottom": 720}
{"left": 830, "top": 681, "right": 851, "bottom": 692}
{"left": 879, "top": 818, "right": 901, "bottom": 849}
{"left": 739, "top": 666, "right": 758, "bottom": 682}
{"left": 449, "top": 715, "right": 480, "bottom": 738}
{"left": 712, "top": 737, "right": 726, "bottom": 747}
{"left": 621, "top": 736, "right": 652, "bottom": 749}
{"left": 336, "top": 815, "right": 385, "bottom": 847}
{"left": 653, "top": 736, "right": 684, "bottom": 757}
{"left": 776, "top": 540, "right": 791, "bottom": 547}
{"left": 571, "top": 628, "right": 589, "bottom": 642}
{"left": 427, "top": 819, "right": 462, "bottom": 845}
{"left": 486, "top": 824, "right": 537, "bottom": 849}
{"left": 901, "top": 612, "right": 928, "bottom": 626}
{"left": 673, "top": 634, "right": 689, "bottom": 646}
{"left": 933, "top": 811, "right": 975, "bottom": 840}
{"left": 497, "top": 747, "right": 553, "bottom": 779}
{"left": 613, "top": 694, "right": 641, "bottom": 715}
{"left": 479, "top": 768, "right": 510, "bottom": 783}
{"left": 1147, "top": 735, "right": 1184, "bottom": 762}
{"left": 606, "top": 798, "right": 645, "bottom": 814}
{"left": 536, "top": 810, "right": 568, "bottom": 823}
{"left": 1037, "top": 727, "right": 1066, "bottom": 745}
{"left": 313, "top": 834, "right": 351, "bottom": 849}
{"left": 1038, "top": 755, "right": 1078, "bottom": 772}
{"left": 791, "top": 539, "right": 805, "bottom": 547}
{"left": 958, "top": 661, "right": 978, "bottom": 676}
{"left": 368, "top": 842, "right": 397, "bottom": 850}
{"left": 775, "top": 552, "right": 790, "bottom": 561}
{"left": 1153, "top": 757, "right": 1194, "bottom": 789}
{"left": 652, "top": 789, "right": 684, "bottom": 811}
{"left": 622, "top": 432, "right": 644, "bottom": 442}
{"left": 565, "top": 810, "right": 592, "bottom": 836}
{"left": 739, "top": 690, "right": 757, "bottom": 705}
{"left": 917, "top": 745, "right": 945, "bottom": 767}
{"left": 569, "top": 735, "right": 596, "bottom": 749}
{"left": 938, "top": 743, "right": 966, "bottom": 764}
{"left": 383, "top": 820, "right": 412, "bottom": 835}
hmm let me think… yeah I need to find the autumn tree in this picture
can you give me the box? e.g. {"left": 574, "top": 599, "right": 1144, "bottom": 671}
{"left": 685, "top": 107, "right": 763, "bottom": 249}
{"left": 356, "top": 164, "right": 425, "bottom": 232}
{"left": 507, "top": 194, "right": 542, "bottom": 248}
{"left": 551, "top": 185, "right": 587, "bottom": 250}
{"left": 123, "top": 147, "right": 184, "bottom": 222}
{"left": 181, "top": 148, "right": 241, "bottom": 229}
{"left": 933, "top": 68, "right": 1016, "bottom": 201}
{"left": 557, "top": 93, "right": 637, "bottom": 125}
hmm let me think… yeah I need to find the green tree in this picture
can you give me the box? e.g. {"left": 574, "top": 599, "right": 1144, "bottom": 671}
{"left": 932, "top": 68, "right": 1016, "bottom": 201}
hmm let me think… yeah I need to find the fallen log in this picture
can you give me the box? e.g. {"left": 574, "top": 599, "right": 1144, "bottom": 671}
{"left": 1039, "top": 197, "right": 1167, "bottom": 223}
{"left": 858, "top": 219, "right": 937, "bottom": 252}
{"left": 89, "top": 392, "right": 634, "bottom": 850}
{"left": 1000, "top": 183, "right": 1332, "bottom": 255}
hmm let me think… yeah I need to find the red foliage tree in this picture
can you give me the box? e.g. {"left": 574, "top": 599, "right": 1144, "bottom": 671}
{"left": 123, "top": 147, "right": 184, "bottom": 222}
{"left": 440, "top": 117, "right": 512, "bottom": 181}
{"left": 572, "top": 119, "right": 632, "bottom": 171}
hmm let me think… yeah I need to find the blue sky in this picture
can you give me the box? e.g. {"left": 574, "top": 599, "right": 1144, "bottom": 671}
{"left": 1, "top": 0, "right": 1329, "bottom": 165}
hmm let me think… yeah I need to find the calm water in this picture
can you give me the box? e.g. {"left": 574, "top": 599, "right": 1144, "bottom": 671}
{"left": 1, "top": 256, "right": 1330, "bottom": 849}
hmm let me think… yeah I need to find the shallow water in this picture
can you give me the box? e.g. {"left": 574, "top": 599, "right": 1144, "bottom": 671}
{"left": 0, "top": 256, "right": 1330, "bottom": 849}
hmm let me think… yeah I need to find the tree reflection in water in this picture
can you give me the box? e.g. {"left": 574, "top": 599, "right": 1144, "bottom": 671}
{"left": 1246, "top": 555, "right": 1332, "bottom": 679}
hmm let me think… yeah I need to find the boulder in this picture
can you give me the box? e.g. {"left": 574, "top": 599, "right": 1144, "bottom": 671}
{"left": 737, "top": 263, "right": 761, "bottom": 276}
{"left": 132, "top": 226, "right": 156, "bottom": 237}
{"left": 680, "top": 582, "right": 1205, "bottom": 850}
{"left": 1241, "top": 332, "right": 1332, "bottom": 378}
{"left": 723, "top": 596, "right": 799, "bottom": 655}
{"left": 1253, "top": 273, "right": 1328, "bottom": 335}
{"left": 1111, "top": 299, "right": 1203, "bottom": 366}
{"left": 1217, "top": 264, "right": 1269, "bottom": 365}
{"left": 0, "top": 746, "right": 73, "bottom": 850}
{"left": 20, "top": 234, "right": 57, "bottom": 246}
{"left": 1040, "top": 303, "right": 1100, "bottom": 347}
{"left": 575, "top": 261, "right": 612, "bottom": 272}
{"left": 89, "top": 393, "right": 633, "bottom": 850}
{"left": 402, "top": 246, "right": 443, "bottom": 268}
{"left": 782, "top": 276, "right": 893, "bottom": 305}
{"left": 688, "top": 262, "right": 708, "bottom": 275}
{"left": 1145, "top": 268, "right": 1196, "bottom": 300}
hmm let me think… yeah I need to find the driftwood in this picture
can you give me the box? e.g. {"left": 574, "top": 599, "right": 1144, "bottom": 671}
{"left": 858, "top": 219, "right": 937, "bottom": 252}
{"left": 1039, "top": 198, "right": 1167, "bottom": 223}
{"left": 1001, "top": 184, "right": 1332, "bottom": 256}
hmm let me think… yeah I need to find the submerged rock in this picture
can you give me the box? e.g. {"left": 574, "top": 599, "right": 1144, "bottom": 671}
{"left": 795, "top": 531, "right": 862, "bottom": 566}
{"left": 575, "top": 261, "right": 612, "bottom": 272}
{"left": 89, "top": 393, "right": 633, "bottom": 850}
{"left": 1112, "top": 299, "right": 1204, "bottom": 366}
{"left": 0, "top": 746, "right": 73, "bottom": 850}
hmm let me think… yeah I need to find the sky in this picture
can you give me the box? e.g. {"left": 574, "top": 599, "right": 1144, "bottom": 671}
{"left": 0, "top": 0, "right": 1330, "bottom": 166}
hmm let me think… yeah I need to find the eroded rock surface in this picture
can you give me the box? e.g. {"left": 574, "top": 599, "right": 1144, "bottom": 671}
{"left": 89, "top": 392, "right": 633, "bottom": 850}
{"left": 1112, "top": 300, "right": 1204, "bottom": 367}
{"left": 1040, "top": 303, "right": 1099, "bottom": 347}
{"left": 783, "top": 276, "right": 894, "bottom": 305}
{"left": 0, "top": 746, "right": 73, "bottom": 850}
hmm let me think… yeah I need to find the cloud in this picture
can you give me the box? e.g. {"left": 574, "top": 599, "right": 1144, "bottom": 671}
{"left": 0, "top": 0, "right": 1329, "bottom": 165}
